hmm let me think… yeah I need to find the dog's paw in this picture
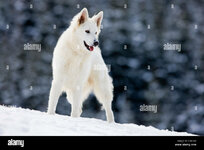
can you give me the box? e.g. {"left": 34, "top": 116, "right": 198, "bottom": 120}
{"left": 47, "top": 110, "right": 55, "bottom": 115}
{"left": 71, "top": 111, "right": 80, "bottom": 118}
{"left": 107, "top": 119, "right": 115, "bottom": 123}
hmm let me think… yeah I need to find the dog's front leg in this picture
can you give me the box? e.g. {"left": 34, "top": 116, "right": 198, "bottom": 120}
{"left": 71, "top": 88, "right": 83, "bottom": 118}
{"left": 47, "top": 80, "right": 62, "bottom": 114}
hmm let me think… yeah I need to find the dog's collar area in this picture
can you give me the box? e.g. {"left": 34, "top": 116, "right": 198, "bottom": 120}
{"left": 84, "top": 41, "right": 94, "bottom": 51}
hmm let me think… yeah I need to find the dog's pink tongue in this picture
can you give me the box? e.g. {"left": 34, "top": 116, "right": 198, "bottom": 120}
{"left": 89, "top": 46, "right": 94, "bottom": 51}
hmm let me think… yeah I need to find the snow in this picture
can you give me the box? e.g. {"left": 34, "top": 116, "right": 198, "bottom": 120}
{"left": 0, "top": 105, "right": 195, "bottom": 136}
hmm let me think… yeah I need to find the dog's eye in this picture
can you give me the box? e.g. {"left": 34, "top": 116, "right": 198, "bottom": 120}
{"left": 95, "top": 32, "right": 97, "bottom": 35}
{"left": 85, "top": 30, "right": 90, "bottom": 33}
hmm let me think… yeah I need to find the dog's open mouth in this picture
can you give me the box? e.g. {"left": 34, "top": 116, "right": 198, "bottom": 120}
{"left": 84, "top": 41, "right": 94, "bottom": 51}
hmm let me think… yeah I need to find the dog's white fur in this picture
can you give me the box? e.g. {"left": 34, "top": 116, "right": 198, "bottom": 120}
{"left": 47, "top": 8, "right": 114, "bottom": 122}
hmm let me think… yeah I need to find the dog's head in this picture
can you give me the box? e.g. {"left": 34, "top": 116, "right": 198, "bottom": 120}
{"left": 71, "top": 8, "right": 103, "bottom": 52}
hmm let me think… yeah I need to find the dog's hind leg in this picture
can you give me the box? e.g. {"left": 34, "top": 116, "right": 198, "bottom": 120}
{"left": 47, "top": 80, "right": 62, "bottom": 114}
{"left": 93, "top": 75, "right": 114, "bottom": 123}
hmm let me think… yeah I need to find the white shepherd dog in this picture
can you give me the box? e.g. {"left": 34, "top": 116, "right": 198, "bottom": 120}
{"left": 47, "top": 8, "right": 114, "bottom": 122}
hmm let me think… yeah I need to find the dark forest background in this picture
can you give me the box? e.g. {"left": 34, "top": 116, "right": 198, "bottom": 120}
{"left": 0, "top": 0, "right": 204, "bottom": 135}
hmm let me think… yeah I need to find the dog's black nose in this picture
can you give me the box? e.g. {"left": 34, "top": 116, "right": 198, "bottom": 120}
{"left": 94, "top": 41, "right": 99, "bottom": 46}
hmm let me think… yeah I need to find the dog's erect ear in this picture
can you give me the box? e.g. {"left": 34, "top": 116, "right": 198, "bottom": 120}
{"left": 78, "top": 8, "right": 89, "bottom": 25}
{"left": 93, "top": 11, "right": 103, "bottom": 28}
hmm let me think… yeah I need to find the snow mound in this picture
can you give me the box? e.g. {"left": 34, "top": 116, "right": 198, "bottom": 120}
{"left": 0, "top": 105, "right": 195, "bottom": 136}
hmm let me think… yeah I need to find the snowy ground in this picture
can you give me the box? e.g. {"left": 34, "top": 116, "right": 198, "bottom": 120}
{"left": 0, "top": 105, "right": 195, "bottom": 136}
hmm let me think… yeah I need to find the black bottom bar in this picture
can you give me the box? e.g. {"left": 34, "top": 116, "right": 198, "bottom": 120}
{"left": 0, "top": 136, "right": 203, "bottom": 149}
